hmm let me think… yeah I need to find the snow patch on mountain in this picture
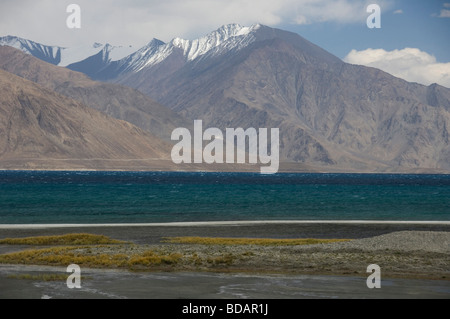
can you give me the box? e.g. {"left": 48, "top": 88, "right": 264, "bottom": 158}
{"left": 58, "top": 43, "right": 103, "bottom": 66}
{"left": 0, "top": 35, "right": 61, "bottom": 64}
{"left": 111, "top": 39, "right": 166, "bottom": 73}
{"left": 135, "top": 23, "right": 260, "bottom": 72}
{"left": 0, "top": 35, "right": 135, "bottom": 67}
{"left": 174, "top": 23, "right": 258, "bottom": 60}
{"left": 60, "top": 43, "right": 135, "bottom": 66}
{"left": 1, "top": 23, "right": 261, "bottom": 76}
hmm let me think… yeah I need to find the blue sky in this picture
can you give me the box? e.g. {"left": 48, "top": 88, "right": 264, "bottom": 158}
{"left": 284, "top": 0, "right": 450, "bottom": 61}
{"left": 1, "top": 0, "right": 449, "bottom": 86}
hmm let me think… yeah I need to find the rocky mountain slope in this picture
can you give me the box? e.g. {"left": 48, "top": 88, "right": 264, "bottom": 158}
{"left": 0, "top": 46, "right": 189, "bottom": 141}
{"left": 109, "top": 24, "right": 450, "bottom": 172}
{"left": 0, "top": 68, "right": 177, "bottom": 170}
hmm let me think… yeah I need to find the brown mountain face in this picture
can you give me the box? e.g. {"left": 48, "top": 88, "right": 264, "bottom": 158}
{"left": 0, "top": 46, "right": 189, "bottom": 141}
{"left": 112, "top": 25, "right": 450, "bottom": 173}
{"left": 0, "top": 69, "right": 178, "bottom": 170}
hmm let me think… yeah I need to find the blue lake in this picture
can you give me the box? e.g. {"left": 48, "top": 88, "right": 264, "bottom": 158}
{"left": 0, "top": 171, "right": 449, "bottom": 223}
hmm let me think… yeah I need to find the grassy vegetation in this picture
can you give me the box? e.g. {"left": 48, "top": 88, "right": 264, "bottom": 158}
{"left": 0, "top": 233, "right": 127, "bottom": 246}
{"left": 0, "top": 233, "right": 351, "bottom": 273}
{"left": 163, "top": 236, "right": 351, "bottom": 246}
{"left": 0, "top": 233, "right": 445, "bottom": 279}
{"left": 0, "top": 246, "right": 182, "bottom": 270}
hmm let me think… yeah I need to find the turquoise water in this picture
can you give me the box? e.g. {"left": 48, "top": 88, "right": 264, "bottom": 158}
{"left": 0, "top": 171, "right": 449, "bottom": 224}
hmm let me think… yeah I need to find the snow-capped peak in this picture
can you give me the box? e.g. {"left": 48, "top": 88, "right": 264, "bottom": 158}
{"left": 134, "top": 23, "right": 260, "bottom": 71}
{"left": 0, "top": 35, "right": 62, "bottom": 64}
{"left": 171, "top": 23, "right": 259, "bottom": 61}
{"left": 1, "top": 24, "right": 263, "bottom": 77}
{"left": 0, "top": 35, "right": 135, "bottom": 67}
{"left": 114, "top": 38, "right": 166, "bottom": 73}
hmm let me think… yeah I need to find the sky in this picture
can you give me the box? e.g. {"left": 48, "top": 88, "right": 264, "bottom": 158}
{"left": 0, "top": 0, "right": 449, "bottom": 87}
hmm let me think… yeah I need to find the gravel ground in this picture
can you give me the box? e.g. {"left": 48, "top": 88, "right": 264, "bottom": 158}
{"left": 302, "top": 231, "right": 450, "bottom": 253}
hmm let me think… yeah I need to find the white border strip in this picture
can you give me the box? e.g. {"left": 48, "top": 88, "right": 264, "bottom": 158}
{"left": 0, "top": 220, "right": 449, "bottom": 229}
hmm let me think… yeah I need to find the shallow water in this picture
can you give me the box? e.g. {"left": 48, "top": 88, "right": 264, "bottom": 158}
{"left": 0, "top": 265, "right": 448, "bottom": 299}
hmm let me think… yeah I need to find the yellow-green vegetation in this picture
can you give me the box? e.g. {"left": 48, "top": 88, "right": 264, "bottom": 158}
{"left": 7, "top": 273, "right": 82, "bottom": 282}
{"left": 163, "top": 236, "right": 351, "bottom": 246}
{"left": 0, "top": 246, "right": 182, "bottom": 270}
{"left": 0, "top": 232, "right": 445, "bottom": 279}
{"left": 0, "top": 233, "right": 127, "bottom": 246}
{"left": 0, "top": 233, "right": 350, "bottom": 273}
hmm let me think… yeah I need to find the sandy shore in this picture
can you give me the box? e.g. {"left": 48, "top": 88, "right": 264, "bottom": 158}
{"left": 2, "top": 220, "right": 449, "bottom": 229}
{"left": 1, "top": 221, "right": 449, "bottom": 244}
{"left": 0, "top": 222, "right": 449, "bottom": 299}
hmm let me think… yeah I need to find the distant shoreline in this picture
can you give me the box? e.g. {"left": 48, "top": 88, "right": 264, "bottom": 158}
{"left": 1, "top": 169, "right": 450, "bottom": 175}
{"left": 1, "top": 220, "right": 450, "bottom": 229}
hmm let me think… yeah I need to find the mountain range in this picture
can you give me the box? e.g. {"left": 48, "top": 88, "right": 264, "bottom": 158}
{"left": 0, "top": 45, "right": 188, "bottom": 141}
{"left": 1, "top": 24, "right": 449, "bottom": 172}
{"left": 0, "top": 35, "right": 135, "bottom": 67}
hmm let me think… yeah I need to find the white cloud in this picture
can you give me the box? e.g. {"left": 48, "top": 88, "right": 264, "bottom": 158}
{"left": 444, "top": 3, "right": 450, "bottom": 8}
{"left": 393, "top": 9, "right": 403, "bottom": 14}
{"left": 288, "top": 0, "right": 378, "bottom": 25}
{"left": 344, "top": 48, "right": 450, "bottom": 88}
{"left": 0, "top": 0, "right": 392, "bottom": 47}
{"left": 438, "top": 9, "right": 450, "bottom": 18}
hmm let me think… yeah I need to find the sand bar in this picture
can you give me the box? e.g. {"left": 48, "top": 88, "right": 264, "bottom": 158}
{"left": 0, "top": 221, "right": 449, "bottom": 246}
{"left": 1, "top": 220, "right": 450, "bottom": 229}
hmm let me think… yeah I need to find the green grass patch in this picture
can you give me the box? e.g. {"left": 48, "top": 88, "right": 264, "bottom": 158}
{"left": 0, "top": 234, "right": 127, "bottom": 246}
{"left": 163, "top": 236, "right": 351, "bottom": 246}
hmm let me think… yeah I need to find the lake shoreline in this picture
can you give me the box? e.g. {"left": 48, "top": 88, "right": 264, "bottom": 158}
{"left": 0, "top": 224, "right": 449, "bottom": 298}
